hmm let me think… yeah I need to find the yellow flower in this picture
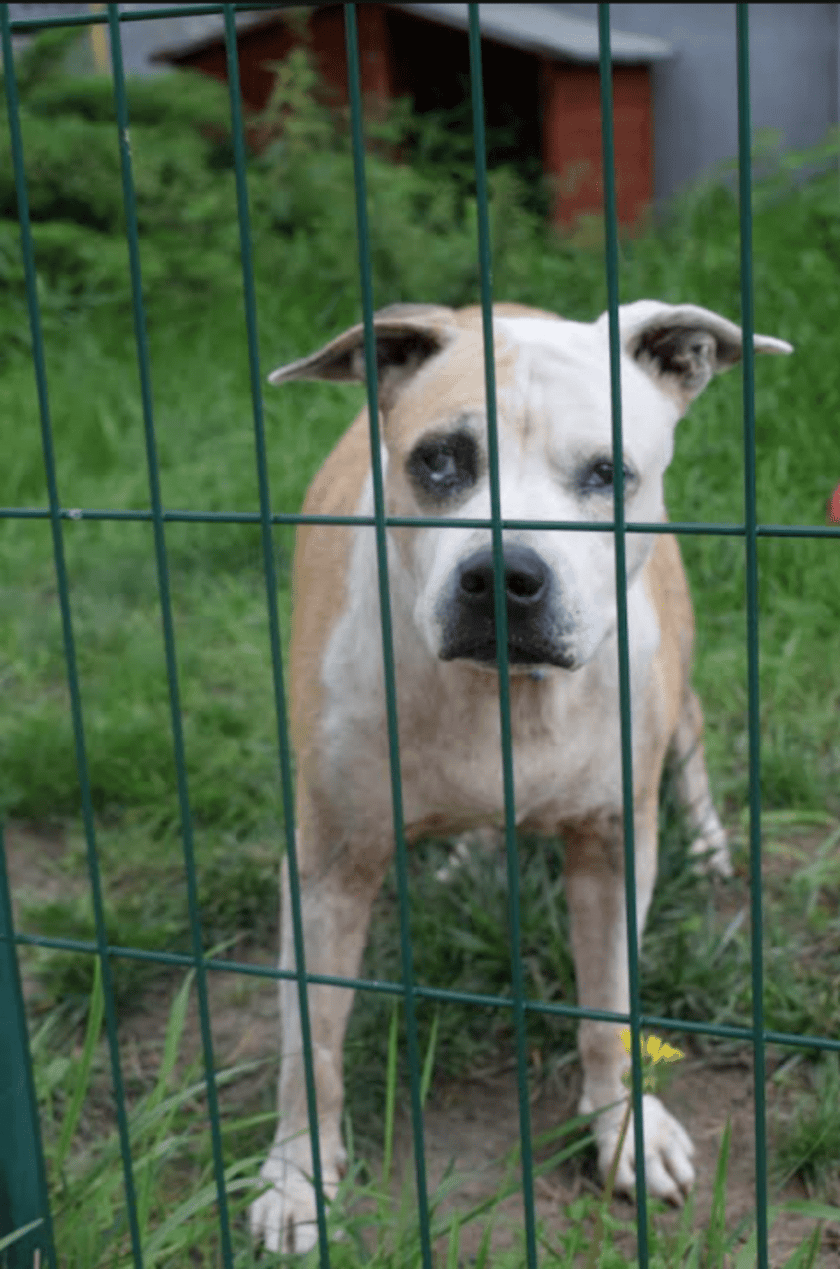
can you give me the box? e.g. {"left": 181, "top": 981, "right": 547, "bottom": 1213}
{"left": 619, "top": 1028, "right": 684, "bottom": 1064}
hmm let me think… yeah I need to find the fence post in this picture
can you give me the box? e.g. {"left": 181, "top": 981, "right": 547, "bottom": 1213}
{"left": 0, "top": 822, "right": 56, "bottom": 1269}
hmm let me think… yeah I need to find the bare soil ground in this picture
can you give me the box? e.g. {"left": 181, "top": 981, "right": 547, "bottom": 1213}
{"left": 398, "top": 1060, "right": 837, "bottom": 1265}
{"left": 6, "top": 822, "right": 840, "bottom": 1266}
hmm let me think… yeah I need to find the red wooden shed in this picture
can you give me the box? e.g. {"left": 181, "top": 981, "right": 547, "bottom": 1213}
{"left": 153, "top": 3, "right": 671, "bottom": 230}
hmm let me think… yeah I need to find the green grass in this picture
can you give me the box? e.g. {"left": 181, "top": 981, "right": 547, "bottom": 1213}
{"left": 13, "top": 966, "right": 840, "bottom": 1267}
{"left": 2, "top": 40, "right": 840, "bottom": 1265}
{"left": 773, "top": 1053, "right": 840, "bottom": 1200}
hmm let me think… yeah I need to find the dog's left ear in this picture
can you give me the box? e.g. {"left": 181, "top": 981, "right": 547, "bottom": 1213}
{"left": 267, "top": 304, "right": 457, "bottom": 410}
{"left": 610, "top": 300, "right": 793, "bottom": 411}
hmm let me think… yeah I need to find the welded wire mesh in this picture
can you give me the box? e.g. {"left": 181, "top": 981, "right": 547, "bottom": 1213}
{"left": 2, "top": 5, "right": 839, "bottom": 1269}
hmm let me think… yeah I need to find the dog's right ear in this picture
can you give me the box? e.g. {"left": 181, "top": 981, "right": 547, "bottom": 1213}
{"left": 268, "top": 304, "right": 457, "bottom": 410}
{"left": 613, "top": 300, "right": 793, "bottom": 411}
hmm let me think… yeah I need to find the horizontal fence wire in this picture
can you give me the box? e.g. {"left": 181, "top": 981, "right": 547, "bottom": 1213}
{"left": 5, "top": 3, "right": 299, "bottom": 33}
{"left": 0, "top": 0, "right": 835, "bottom": 1265}
{"left": 7, "top": 926, "right": 840, "bottom": 1055}
{"left": 2, "top": 506, "right": 839, "bottom": 537}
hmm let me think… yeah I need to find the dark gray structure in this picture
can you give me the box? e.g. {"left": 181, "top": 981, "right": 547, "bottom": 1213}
{"left": 555, "top": 4, "right": 840, "bottom": 202}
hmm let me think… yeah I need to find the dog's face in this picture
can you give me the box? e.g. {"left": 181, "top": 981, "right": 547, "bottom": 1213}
{"left": 271, "top": 301, "right": 791, "bottom": 672}
{"left": 384, "top": 314, "right": 682, "bottom": 671}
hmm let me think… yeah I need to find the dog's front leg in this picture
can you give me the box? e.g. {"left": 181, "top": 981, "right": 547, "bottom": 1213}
{"left": 564, "top": 804, "right": 695, "bottom": 1204}
{"left": 250, "top": 817, "right": 392, "bottom": 1254}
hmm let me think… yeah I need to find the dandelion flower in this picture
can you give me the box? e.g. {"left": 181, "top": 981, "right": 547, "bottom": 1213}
{"left": 619, "top": 1028, "right": 684, "bottom": 1064}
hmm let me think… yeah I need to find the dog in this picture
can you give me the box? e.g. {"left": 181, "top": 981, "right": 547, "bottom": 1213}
{"left": 250, "top": 300, "right": 792, "bottom": 1253}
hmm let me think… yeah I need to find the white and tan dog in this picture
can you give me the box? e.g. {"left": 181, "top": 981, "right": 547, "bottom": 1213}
{"left": 250, "top": 300, "right": 791, "bottom": 1253}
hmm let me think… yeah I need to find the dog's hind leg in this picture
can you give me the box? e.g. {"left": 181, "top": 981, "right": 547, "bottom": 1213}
{"left": 671, "top": 685, "right": 732, "bottom": 877}
{"left": 250, "top": 803, "right": 392, "bottom": 1254}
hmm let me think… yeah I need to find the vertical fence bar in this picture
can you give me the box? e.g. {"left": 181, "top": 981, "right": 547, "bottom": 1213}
{"left": 220, "top": 6, "right": 332, "bottom": 1262}
{"left": 597, "top": 5, "right": 651, "bottom": 1261}
{"left": 735, "top": 8, "right": 769, "bottom": 1267}
{"left": 0, "top": 9, "right": 145, "bottom": 1266}
{"left": 343, "top": 7, "right": 434, "bottom": 1266}
{"left": 104, "top": 7, "right": 234, "bottom": 1263}
{"left": 466, "top": 9, "right": 539, "bottom": 1268}
{"left": 0, "top": 823, "right": 57, "bottom": 1269}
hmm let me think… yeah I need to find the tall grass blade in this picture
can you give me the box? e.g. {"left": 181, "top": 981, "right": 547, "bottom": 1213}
{"left": 136, "top": 968, "right": 196, "bottom": 1233}
{"left": 140, "top": 1175, "right": 259, "bottom": 1259}
{"left": 445, "top": 1211, "right": 461, "bottom": 1269}
{"left": 781, "top": 1221, "right": 823, "bottom": 1269}
{"left": 0, "top": 1219, "right": 45, "bottom": 1252}
{"left": 419, "top": 1009, "right": 439, "bottom": 1108}
{"left": 53, "top": 955, "right": 104, "bottom": 1176}
{"left": 704, "top": 1119, "right": 732, "bottom": 1261}
{"left": 382, "top": 1001, "right": 400, "bottom": 1192}
{"left": 473, "top": 1207, "right": 498, "bottom": 1269}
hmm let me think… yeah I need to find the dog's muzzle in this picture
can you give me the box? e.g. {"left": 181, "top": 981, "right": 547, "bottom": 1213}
{"left": 438, "top": 544, "right": 575, "bottom": 668}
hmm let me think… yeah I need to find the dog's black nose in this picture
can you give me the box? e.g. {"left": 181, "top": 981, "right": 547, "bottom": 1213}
{"left": 457, "top": 545, "right": 549, "bottom": 615}
{"left": 440, "top": 544, "right": 569, "bottom": 667}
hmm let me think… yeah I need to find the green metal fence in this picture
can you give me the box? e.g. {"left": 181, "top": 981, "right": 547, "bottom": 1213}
{"left": 1, "top": 4, "right": 839, "bottom": 1268}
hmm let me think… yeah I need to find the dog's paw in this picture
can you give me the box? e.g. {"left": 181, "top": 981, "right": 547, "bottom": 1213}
{"left": 689, "top": 825, "right": 733, "bottom": 879}
{"left": 594, "top": 1093, "right": 695, "bottom": 1205}
{"left": 249, "top": 1147, "right": 344, "bottom": 1254}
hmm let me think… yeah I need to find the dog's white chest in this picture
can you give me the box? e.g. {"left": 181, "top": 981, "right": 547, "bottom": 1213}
{"left": 401, "top": 646, "right": 651, "bottom": 832}
{"left": 321, "top": 572, "right": 661, "bottom": 837}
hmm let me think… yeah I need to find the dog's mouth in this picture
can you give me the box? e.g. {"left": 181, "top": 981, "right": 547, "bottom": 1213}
{"left": 440, "top": 635, "right": 576, "bottom": 669}
{"left": 436, "top": 545, "right": 580, "bottom": 670}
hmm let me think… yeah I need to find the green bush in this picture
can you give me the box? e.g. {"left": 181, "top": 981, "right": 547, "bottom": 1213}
{"left": 0, "top": 37, "right": 572, "bottom": 330}
{"left": 0, "top": 35, "right": 250, "bottom": 324}
{"left": 23, "top": 64, "right": 234, "bottom": 131}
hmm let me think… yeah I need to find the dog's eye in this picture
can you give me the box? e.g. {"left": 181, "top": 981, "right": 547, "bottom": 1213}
{"left": 424, "top": 449, "right": 457, "bottom": 481}
{"left": 581, "top": 458, "right": 634, "bottom": 492}
{"left": 407, "top": 431, "right": 478, "bottom": 499}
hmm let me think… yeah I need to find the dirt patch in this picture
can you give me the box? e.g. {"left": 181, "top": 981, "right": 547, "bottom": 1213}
{"left": 4, "top": 819, "right": 283, "bottom": 1127}
{"left": 392, "top": 1057, "right": 837, "bottom": 1265}
{"left": 5, "top": 822, "right": 839, "bottom": 1265}
{"left": 5, "top": 819, "right": 71, "bottom": 911}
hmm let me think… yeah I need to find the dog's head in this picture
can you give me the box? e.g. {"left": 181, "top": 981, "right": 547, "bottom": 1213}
{"left": 270, "top": 301, "right": 791, "bottom": 672}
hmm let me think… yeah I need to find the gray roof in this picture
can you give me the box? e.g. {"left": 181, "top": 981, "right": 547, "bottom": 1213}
{"left": 7, "top": 2, "right": 89, "bottom": 18}
{"left": 150, "top": 7, "right": 288, "bottom": 64}
{"left": 389, "top": 4, "right": 672, "bottom": 63}
{"left": 152, "top": 3, "right": 671, "bottom": 66}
